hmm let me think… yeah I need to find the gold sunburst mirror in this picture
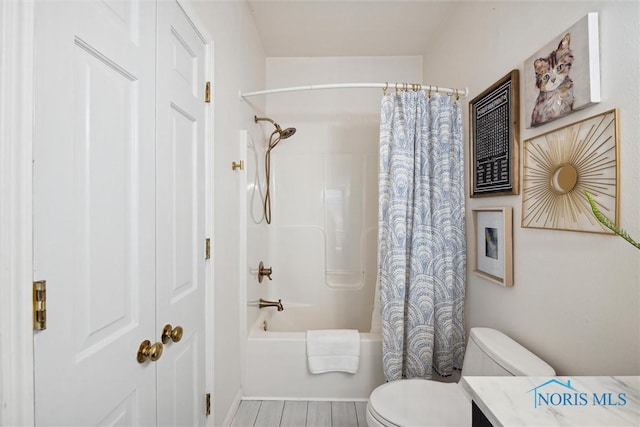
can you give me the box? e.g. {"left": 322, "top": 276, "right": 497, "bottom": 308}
{"left": 522, "top": 109, "right": 619, "bottom": 233}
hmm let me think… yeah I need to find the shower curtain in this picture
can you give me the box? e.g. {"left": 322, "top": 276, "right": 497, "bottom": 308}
{"left": 376, "top": 91, "right": 466, "bottom": 381}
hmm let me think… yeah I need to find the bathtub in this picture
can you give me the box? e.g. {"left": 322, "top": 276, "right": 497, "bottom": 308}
{"left": 243, "top": 306, "right": 385, "bottom": 400}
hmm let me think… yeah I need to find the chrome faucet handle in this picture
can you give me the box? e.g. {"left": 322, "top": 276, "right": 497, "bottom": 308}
{"left": 258, "top": 261, "right": 273, "bottom": 283}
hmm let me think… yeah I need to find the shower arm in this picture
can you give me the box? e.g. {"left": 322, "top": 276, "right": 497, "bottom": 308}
{"left": 255, "top": 116, "right": 282, "bottom": 132}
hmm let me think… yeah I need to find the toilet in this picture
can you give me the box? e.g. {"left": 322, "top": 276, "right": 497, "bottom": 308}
{"left": 366, "top": 327, "right": 556, "bottom": 426}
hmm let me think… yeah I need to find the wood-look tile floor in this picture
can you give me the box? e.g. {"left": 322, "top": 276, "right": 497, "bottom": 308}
{"left": 231, "top": 400, "right": 368, "bottom": 427}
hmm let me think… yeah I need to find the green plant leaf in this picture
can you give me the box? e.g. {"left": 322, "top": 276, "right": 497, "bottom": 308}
{"left": 585, "top": 192, "right": 640, "bottom": 250}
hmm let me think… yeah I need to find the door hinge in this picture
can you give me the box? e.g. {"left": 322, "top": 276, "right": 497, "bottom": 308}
{"left": 204, "top": 82, "right": 211, "bottom": 103}
{"left": 205, "top": 238, "right": 211, "bottom": 260}
{"left": 205, "top": 393, "right": 211, "bottom": 416}
{"left": 33, "top": 280, "right": 47, "bottom": 330}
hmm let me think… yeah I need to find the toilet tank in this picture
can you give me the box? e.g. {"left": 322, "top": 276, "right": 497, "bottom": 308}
{"left": 461, "top": 328, "right": 555, "bottom": 377}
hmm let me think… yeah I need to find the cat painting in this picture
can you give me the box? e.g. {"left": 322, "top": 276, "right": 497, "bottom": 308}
{"left": 530, "top": 33, "right": 575, "bottom": 127}
{"left": 524, "top": 13, "right": 600, "bottom": 128}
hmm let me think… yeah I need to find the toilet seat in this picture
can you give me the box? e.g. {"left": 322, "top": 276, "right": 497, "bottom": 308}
{"left": 366, "top": 379, "right": 471, "bottom": 427}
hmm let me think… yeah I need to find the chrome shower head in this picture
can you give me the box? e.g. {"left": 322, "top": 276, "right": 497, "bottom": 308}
{"left": 255, "top": 116, "right": 296, "bottom": 140}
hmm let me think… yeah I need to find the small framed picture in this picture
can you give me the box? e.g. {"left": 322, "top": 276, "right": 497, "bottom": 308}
{"left": 472, "top": 207, "right": 513, "bottom": 287}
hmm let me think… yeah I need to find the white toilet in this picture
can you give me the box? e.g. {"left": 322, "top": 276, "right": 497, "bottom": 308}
{"left": 366, "top": 327, "right": 556, "bottom": 426}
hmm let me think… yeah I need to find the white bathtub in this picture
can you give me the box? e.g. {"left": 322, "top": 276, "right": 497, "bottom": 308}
{"left": 243, "top": 307, "right": 385, "bottom": 400}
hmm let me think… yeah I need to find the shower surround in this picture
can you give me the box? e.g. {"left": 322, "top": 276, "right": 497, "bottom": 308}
{"left": 243, "top": 56, "right": 423, "bottom": 399}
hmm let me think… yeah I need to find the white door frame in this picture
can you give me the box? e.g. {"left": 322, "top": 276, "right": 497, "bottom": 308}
{"left": 0, "top": 2, "right": 214, "bottom": 426}
{"left": 0, "top": 0, "right": 35, "bottom": 426}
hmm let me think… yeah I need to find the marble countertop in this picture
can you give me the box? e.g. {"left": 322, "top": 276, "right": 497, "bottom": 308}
{"left": 461, "top": 376, "right": 639, "bottom": 426}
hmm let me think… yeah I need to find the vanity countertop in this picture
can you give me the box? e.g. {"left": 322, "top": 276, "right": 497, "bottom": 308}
{"left": 461, "top": 376, "right": 639, "bottom": 426}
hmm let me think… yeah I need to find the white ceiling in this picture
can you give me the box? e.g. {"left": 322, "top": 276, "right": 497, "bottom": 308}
{"left": 247, "top": 0, "right": 460, "bottom": 57}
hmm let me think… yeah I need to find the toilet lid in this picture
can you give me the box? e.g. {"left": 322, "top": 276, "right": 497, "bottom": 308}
{"left": 368, "top": 379, "right": 471, "bottom": 426}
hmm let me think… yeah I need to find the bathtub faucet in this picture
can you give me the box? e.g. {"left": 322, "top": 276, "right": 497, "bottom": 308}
{"left": 259, "top": 298, "right": 283, "bottom": 311}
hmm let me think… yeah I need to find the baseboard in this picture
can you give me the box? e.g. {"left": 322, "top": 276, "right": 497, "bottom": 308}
{"left": 221, "top": 389, "right": 243, "bottom": 427}
{"left": 241, "top": 396, "right": 369, "bottom": 402}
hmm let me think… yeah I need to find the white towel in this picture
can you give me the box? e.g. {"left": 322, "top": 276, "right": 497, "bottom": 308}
{"left": 306, "top": 329, "right": 360, "bottom": 374}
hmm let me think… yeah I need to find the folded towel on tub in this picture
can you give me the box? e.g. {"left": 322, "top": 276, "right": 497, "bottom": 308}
{"left": 306, "top": 329, "right": 360, "bottom": 374}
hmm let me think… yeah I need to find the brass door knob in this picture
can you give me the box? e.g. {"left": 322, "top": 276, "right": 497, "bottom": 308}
{"left": 137, "top": 340, "right": 164, "bottom": 363}
{"left": 161, "top": 324, "right": 184, "bottom": 344}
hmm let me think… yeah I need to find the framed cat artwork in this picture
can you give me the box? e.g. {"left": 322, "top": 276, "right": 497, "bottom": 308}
{"left": 524, "top": 13, "right": 600, "bottom": 128}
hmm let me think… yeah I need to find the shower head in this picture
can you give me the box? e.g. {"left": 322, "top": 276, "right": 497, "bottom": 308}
{"left": 279, "top": 127, "right": 296, "bottom": 139}
{"left": 255, "top": 115, "right": 296, "bottom": 140}
{"left": 255, "top": 116, "right": 297, "bottom": 225}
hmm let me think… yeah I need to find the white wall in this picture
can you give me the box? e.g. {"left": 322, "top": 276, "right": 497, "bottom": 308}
{"left": 188, "top": 1, "right": 266, "bottom": 425}
{"left": 245, "top": 129, "right": 268, "bottom": 334}
{"left": 423, "top": 1, "right": 639, "bottom": 375}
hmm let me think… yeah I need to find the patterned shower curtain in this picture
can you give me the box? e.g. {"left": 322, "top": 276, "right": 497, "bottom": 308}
{"left": 377, "top": 91, "right": 466, "bottom": 381}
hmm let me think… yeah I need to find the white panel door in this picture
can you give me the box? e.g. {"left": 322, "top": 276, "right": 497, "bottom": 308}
{"left": 155, "top": 2, "right": 207, "bottom": 425}
{"left": 33, "top": 1, "right": 157, "bottom": 426}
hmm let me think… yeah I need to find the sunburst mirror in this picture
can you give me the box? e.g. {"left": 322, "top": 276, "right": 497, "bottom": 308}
{"left": 522, "top": 109, "right": 619, "bottom": 233}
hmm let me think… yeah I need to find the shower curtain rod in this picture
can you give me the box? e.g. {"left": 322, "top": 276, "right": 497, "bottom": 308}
{"left": 240, "top": 82, "right": 469, "bottom": 98}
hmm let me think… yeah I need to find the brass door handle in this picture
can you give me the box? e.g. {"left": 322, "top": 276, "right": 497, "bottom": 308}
{"left": 137, "top": 340, "right": 164, "bottom": 363}
{"left": 161, "top": 324, "right": 184, "bottom": 344}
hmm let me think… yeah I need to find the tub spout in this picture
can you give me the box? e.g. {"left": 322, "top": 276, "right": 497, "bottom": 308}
{"left": 259, "top": 298, "right": 283, "bottom": 311}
